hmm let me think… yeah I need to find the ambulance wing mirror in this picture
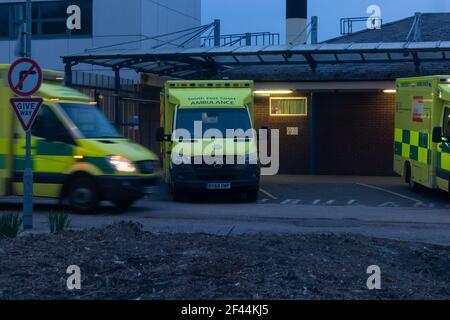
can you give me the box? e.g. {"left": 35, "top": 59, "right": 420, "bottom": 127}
{"left": 432, "top": 127, "right": 444, "bottom": 143}
{"left": 156, "top": 127, "right": 171, "bottom": 142}
{"left": 156, "top": 127, "right": 164, "bottom": 142}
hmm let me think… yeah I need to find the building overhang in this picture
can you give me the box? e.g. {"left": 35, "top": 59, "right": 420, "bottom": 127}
{"left": 62, "top": 41, "right": 450, "bottom": 80}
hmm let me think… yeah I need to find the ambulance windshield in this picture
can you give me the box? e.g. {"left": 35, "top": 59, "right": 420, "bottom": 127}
{"left": 60, "top": 103, "right": 122, "bottom": 139}
{"left": 175, "top": 107, "right": 253, "bottom": 138}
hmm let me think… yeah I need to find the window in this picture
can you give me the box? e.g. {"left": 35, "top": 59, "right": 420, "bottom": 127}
{"left": 32, "top": 106, "right": 74, "bottom": 144}
{"left": 1, "top": 0, "right": 92, "bottom": 40}
{"left": 444, "top": 107, "right": 450, "bottom": 137}
{"left": 40, "top": 2, "right": 68, "bottom": 19}
{"left": 69, "top": 0, "right": 93, "bottom": 36}
{"left": 60, "top": 103, "right": 122, "bottom": 139}
{"left": 0, "top": 5, "right": 9, "bottom": 38}
{"left": 270, "top": 97, "right": 308, "bottom": 116}
{"left": 175, "top": 108, "right": 252, "bottom": 138}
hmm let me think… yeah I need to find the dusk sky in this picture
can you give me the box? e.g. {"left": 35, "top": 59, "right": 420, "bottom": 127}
{"left": 202, "top": 0, "right": 450, "bottom": 43}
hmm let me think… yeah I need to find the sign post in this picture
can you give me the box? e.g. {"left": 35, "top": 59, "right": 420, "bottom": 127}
{"left": 8, "top": 58, "right": 43, "bottom": 230}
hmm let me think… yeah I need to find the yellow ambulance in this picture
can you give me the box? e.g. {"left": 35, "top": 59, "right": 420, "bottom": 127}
{"left": 394, "top": 76, "right": 450, "bottom": 195}
{"left": 157, "top": 80, "right": 260, "bottom": 202}
{"left": 0, "top": 65, "right": 160, "bottom": 213}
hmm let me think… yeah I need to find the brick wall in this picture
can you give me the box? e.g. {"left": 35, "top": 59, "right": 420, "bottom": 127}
{"left": 254, "top": 94, "right": 311, "bottom": 174}
{"left": 316, "top": 92, "right": 395, "bottom": 176}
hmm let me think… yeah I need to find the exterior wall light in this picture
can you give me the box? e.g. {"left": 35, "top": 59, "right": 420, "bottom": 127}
{"left": 254, "top": 90, "right": 294, "bottom": 95}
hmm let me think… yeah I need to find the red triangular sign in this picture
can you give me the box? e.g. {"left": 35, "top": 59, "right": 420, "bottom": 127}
{"left": 9, "top": 98, "right": 43, "bottom": 132}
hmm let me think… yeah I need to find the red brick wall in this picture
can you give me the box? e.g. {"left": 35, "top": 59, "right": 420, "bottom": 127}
{"left": 316, "top": 92, "right": 395, "bottom": 176}
{"left": 254, "top": 94, "right": 311, "bottom": 174}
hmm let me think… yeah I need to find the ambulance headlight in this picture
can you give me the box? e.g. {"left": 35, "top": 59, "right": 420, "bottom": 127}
{"left": 171, "top": 152, "right": 191, "bottom": 165}
{"left": 246, "top": 152, "right": 259, "bottom": 164}
{"left": 107, "top": 155, "right": 136, "bottom": 173}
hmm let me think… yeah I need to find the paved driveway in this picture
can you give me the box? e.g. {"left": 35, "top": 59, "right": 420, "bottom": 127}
{"left": 2, "top": 175, "right": 450, "bottom": 245}
{"left": 258, "top": 175, "right": 450, "bottom": 209}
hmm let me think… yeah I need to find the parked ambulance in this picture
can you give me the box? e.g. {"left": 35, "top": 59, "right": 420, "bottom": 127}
{"left": 394, "top": 76, "right": 450, "bottom": 195}
{"left": 0, "top": 65, "right": 160, "bottom": 213}
{"left": 157, "top": 80, "right": 260, "bottom": 202}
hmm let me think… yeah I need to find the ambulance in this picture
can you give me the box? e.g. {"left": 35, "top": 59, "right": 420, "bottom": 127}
{"left": 157, "top": 80, "right": 260, "bottom": 202}
{"left": 0, "top": 65, "right": 160, "bottom": 214}
{"left": 394, "top": 76, "right": 450, "bottom": 195}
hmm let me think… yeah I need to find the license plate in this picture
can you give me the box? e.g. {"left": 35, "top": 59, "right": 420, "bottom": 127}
{"left": 143, "top": 186, "right": 157, "bottom": 194}
{"left": 207, "top": 183, "right": 231, "bottom": 190}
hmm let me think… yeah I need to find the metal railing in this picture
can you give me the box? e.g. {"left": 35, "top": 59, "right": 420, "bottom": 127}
{"left": 201, "top": 32, "right": 280, "bottom": 47}
{"left": 340, "top": 17, "right": 382, "bottom": 35}
{"left": 406, "top": 13, "right": 422, "bottom": 42}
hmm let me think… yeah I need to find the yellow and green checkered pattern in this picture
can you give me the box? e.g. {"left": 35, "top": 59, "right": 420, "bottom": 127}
{"left": 394, "top": 128, "right": 431, "bottom": 165}
{"left": 437, "top": 144, "right": 450, "bottom": 172}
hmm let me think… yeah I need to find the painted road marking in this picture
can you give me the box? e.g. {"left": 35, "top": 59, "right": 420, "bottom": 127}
{"left": 255, "top": 197, "right": 444, "bottom": 208}
{"left": 356, "top": 183, "right": 423, "bottom": 203}
{"left": 414, "top": 202, "right": 427, "bottom": 208}
{"left": 378, "top": 202, "right": 399, "bottom": 208}
{"left": 259, "top": 188, "right": 278, "bottom": 200}
{"left": 281, "top": 199, "right": 301, "bottom": 205}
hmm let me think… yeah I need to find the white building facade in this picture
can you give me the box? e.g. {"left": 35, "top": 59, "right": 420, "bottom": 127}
{"left": 0, "top": 0, "right": 201, "bottom": 78}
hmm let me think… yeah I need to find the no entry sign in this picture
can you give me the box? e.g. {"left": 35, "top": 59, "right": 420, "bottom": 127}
{"left": 9, "top": 98, "right": 43, "bottom": 132}
{"left": 8, "top": 57, "right": 43, "bottom": 97}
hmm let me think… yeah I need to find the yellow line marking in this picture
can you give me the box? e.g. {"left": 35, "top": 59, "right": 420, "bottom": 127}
{"left": 356, "top": 183, "right": 422, "bottom": 203}
{"left": 259, "top": 188, "right": 278, "bottom": 200}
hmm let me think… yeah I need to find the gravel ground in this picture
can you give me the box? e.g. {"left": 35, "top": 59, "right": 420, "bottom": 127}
{"left": 1, "top": 222, "right": 450, "bottom": 300}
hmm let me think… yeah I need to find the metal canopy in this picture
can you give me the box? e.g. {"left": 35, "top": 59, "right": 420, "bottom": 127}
{"left": 63, "top": 41, "right": 450, "bottom": 79}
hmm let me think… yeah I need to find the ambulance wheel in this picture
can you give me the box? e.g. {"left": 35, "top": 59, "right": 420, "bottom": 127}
{"left": 170, "top": 182, "right": 182, "bottom": 202}
{"left": 172, "top": 188, "right": 183, "bottom": 202}
{"left": 246, "top": 189, "right": 259, "bottom": 202}
{"left": 68, "top": 177, "right": 99, "bottom": 214}
{"left": 405, "top": 163, "right": 420, "bottom": 193}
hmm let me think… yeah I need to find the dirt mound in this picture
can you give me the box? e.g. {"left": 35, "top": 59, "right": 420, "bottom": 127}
{"left": 1, "top": 222, "right": 450, "bottom": 300}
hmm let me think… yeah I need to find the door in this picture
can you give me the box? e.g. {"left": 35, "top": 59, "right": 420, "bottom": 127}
{"left": 0, "top": 83, "right": 13, "bottom": 196}
{"left": 13, "top": 105, "right": 76, "bottom": 198}
{"left": 316, "top": 92, "right": 395, "bottom": 176}
{"left": 0, "top": 105, "right": 13, "bottom": 196}
{"left": 437, "top": 106, "right": 450, "bottom": 191}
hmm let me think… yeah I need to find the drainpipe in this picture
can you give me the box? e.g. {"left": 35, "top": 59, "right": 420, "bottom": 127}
{"left": 311, "top": 16, "right": 318, "bottom": 44}
{"left": 214, "top": 19, "right": 221, "bottom": 47}
{"left": 310, "top": 92, "right": 318, "bottom": 175}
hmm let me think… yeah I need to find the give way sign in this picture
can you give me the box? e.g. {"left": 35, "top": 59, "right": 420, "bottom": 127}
{"left": 9, "top": 98, "right": 43, "bottom": 132}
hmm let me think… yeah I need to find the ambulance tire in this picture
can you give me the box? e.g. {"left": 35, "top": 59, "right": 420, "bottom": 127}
{"left": 68, "top": 177, "right": 99, "bottom": 214}
{"left": 405, "top": 163, "right": 420, "bottom": 193}
{"left": 171, "top": 184, "right": 183, "bottom": 202}
{"left": 246, "top": 189, "right": 259, "bottom": 202}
